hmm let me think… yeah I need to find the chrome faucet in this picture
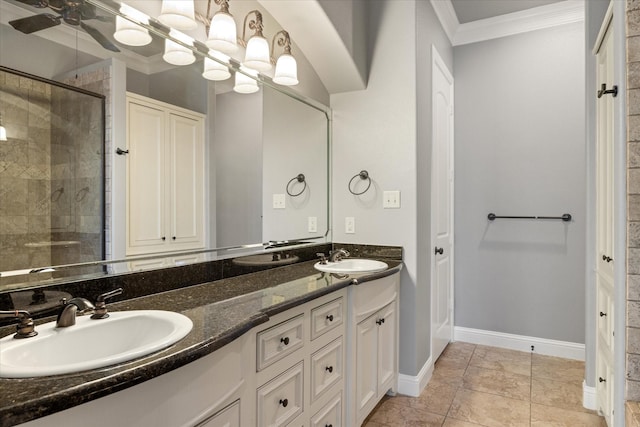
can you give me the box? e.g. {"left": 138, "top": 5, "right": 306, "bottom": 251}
{"left": 56, "top": 297, "right": 95, "bottom": 328}
{"left": 329, "top": 248, "right": 350, "bottom": 262}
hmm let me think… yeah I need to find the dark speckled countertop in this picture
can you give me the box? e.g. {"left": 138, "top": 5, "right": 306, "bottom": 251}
{"left": 0, "top": 259, "right": 402, "bottom": 427}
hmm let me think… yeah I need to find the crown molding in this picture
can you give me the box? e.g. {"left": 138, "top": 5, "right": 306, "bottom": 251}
{"left": 431, "top": 0, "right": 585, "bottom": 47}
{"left": 430, "top": 0, "right": 459, "bottom": 44}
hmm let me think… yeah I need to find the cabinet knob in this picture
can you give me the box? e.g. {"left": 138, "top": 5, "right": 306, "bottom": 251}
{"left": 280, "top": 337, "right": 290, "bottom": 346}
{"left": 435, "top": 246, "right": 444, "bottom": 255}
{"left": 376, "top": 318, "right": 385, "bottom": 325}
{"left": 602, "top": 255, "right": 613, "bottom": 263}
{"left": 326, "top": 365, "right": 333, "bottom": 373}
{"left": 599, "top": 377, "right": 606, "bottom": 383}
{"left": 326, "top": 314, "right": 334, "bottom": 322}
{"left": 161, "top": 237, "right": 166, "bottom": 241}
{"left": 279, "top": 398, "right": 288, "bottom": 408}
{"left": 600, "top": 311, "right": 607, "bottom": 317}
{"left": 325, "top": 424, "right": 333, "bottom": 427}
{"left": 172, "top": 236, "right": 176, "bottom": 240}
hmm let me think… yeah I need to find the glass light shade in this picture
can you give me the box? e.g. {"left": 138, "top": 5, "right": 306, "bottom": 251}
{"left": 113, "top": 15, "right": 152, "bottom": 46}
{"left": 243, "top": 36, "right": 271, "bottom": 71}
{"left": 163, "top": 39, "right": 195, "bottom": 66}
{"left": 206, "top": 12, "right": 238, "bottom": 53}
{"left": 158, "top": 0, "right": 196, "bottom": 30}
{"left": 233, "top": 70, "right": 259, "bottom": 94}
{"left": 273, "top": 54, "right": 298, "bottom": 86}
{"left": 0, "top": 125, "right": 6, "bottom": 141}
{"left": 203, "top": 56, "right": 230, "bottom": 81}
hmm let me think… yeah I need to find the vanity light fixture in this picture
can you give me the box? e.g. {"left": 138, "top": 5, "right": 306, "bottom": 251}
{"left": 158, "top": 0, "right": 197, "bottom": 30}
{"left": 233, "top": 67, "right": 259, "bottom": 94}
{"left": 203, "top": 50, "right": 231, "bottom": 81}
{"left": 240, "top": 10, "right": 271, "bottom": 72}
{"left": 113, "top": 3, "right": 152, "bottom": 47}
{"left": 0, "top": 113, "right": 6, "bottom": 141}
{"left": 199, "top": 0, "right": 238, "bottom": 54}
{"left": 163, "top": 31, "right": 196, "bottom": 66}
{"left": 271, "top": 30, "right": 298, "bottom": 86}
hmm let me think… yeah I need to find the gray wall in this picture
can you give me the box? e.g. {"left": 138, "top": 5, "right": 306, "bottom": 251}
{"left": 454, "top": 22, "right": 586, "bottom": 343}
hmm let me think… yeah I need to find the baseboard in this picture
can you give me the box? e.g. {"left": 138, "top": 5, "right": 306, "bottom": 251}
{"left": 454, "top": 326, "right": 585, "bottom": 361}
{"left": 397, "top": 356, "right": 433, "bottom": 397}
{"left": 583, "top": 380, "right": 597, "bottom": 410}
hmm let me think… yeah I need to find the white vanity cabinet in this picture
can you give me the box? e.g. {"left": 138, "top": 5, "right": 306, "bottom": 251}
{"left": 347, "top": 273, "right": 400, "bottom": 426}
{"left": 125, "top": 93, "right": 205, "bottom": 256}
{"left": 247, "top": 289, "right": 348, "bottom": 427}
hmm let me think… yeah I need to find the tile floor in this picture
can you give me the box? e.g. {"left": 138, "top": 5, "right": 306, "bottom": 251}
{"left": 363, "top": 342, "right": 606, "bottom": 427}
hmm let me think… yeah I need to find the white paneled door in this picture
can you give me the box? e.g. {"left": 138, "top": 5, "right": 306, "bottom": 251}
{"left": 431, "top": 45, "right": 454, "bottom": 363}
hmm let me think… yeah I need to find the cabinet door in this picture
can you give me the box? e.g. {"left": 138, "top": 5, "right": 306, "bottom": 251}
{"left": 168, "top": 112, "right": 205, "bottom": 250}
{"left": 377, "top": 303, "right": 396, "bottom": 396}
{"left": 356, "top": 314, "right": 378, "bottom": 422}
{"left": 126, "top": 100, "right": 167, "bottom": 253}
{"left": 196, "top": 400, "right": 240, "bottom": 427}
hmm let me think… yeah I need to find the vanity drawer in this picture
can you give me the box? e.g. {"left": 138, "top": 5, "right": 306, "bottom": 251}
{"left": 257, "top": 314, "right": 304, "bottom": 371}
{"left": 310, "top": 297, "right": 343, "bottom": 341}
{"left": 311, "top": 338, "right": 343, "bottom": 403}
{"left": 310, "top": 393, "right": 342, "bottom": 427}
{"left": 257, "top": 362, "right": 304, "bottom": 427}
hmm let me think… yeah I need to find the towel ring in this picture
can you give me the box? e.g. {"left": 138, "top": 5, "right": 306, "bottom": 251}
{"left": 286, "top": 173, "right": 307, "bottom": 197}
{"left": 348, "top": 170, "right": 372, "bottom": 195}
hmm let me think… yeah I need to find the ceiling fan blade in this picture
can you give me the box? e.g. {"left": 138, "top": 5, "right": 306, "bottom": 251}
{"left": 9, "top": 14, "right": 61, "bottom": 34}
{"left": 80, "top": 21, "right": 120, "bottom": 52}
{"left": 14, "top": 0, "right": 49, "bottom": 7}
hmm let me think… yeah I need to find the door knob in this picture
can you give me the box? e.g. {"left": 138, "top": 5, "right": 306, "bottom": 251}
{"left": 435, "top": 247, "right": 444, "bottom": 255}
{"left": 602, "top": 255, "right": 613, "bottom": 263}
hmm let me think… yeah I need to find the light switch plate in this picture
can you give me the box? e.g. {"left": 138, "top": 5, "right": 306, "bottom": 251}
{"left": 383, "top": 191, "right": 401, "bottom": 208}
{"left": 308, "top": 216, "right": 317, "bottom": 233}
{"left": 273, "top": 194, "right": 286, "bottom": 209}
{"left": 345, "top": 217, "right": 355, "bottom": 234}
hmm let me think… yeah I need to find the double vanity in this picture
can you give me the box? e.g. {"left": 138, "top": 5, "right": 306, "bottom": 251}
{"left": 0, "top": 247, "right": 401, "bottom": 427}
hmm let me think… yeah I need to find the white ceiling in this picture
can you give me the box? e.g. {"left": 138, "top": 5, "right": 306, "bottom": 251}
{"left": 450, "top": 0, "right": 565, "bottom": 24}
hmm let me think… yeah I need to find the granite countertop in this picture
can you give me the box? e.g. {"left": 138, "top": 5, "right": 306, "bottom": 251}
{"left": 0, "top": 259, "right": 402, "bottom": 427}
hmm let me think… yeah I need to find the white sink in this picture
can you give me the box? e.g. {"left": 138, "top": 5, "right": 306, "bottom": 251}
{"left": 314, "top": 259, "right": 388, "bottom": 274}
{"left": 0, "top": 310, "right": 193, "bottom": 378}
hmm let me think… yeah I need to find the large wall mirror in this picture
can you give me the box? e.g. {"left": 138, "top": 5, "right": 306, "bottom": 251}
{"left": 0, "top": 0, "right": 330, "bottom": 291}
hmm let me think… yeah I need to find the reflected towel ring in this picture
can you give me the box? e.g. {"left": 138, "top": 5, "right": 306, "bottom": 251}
{"left": 348, "top": 170, "right": 371, "bottom": 195}
{"left": 286, "top": 173, "right": 307, "bottom": 197}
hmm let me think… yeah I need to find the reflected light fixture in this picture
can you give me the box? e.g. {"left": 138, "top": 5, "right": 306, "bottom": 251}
{"left": 0, "top": 113, "right": 6, "bottom": 141}
{"left": 233, "top": 67, "right": 259, "bottom": 94}
{"left": 163, "top": 32, "right": 195, "bottom": 66}
{"left": 158, "top": 0, "right": 197, "bottom": 30}
{"left": 271, "top": 30, "right": 298, "bottom": 86}
{"left": 203, "top": 0, "right": 238, "bottom": 53}
{"left": 241, "top": 10, "right": 271, "bottom": 72}
{"left": 113, "top": 3, "right": 152, "bottom": 47}
{"left": 203, "top": 50, "right": 231, "bottom": 81}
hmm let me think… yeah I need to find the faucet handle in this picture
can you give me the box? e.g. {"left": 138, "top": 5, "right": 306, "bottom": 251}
{"left": 91, "top": 288, "right": 123, "bottom": 320}
{"left": 316, "top": 253, "right": 328, "bottom": 264}
{"left": 0, "top": 310, "right": 38, "bottom": 339}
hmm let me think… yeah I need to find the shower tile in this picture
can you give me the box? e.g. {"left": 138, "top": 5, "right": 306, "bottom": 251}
{"left": 629, "top": 353, "right": 640, "bottom": 381}
{"left": 631, "top": 92, "right": 640, "bottom": 116}
{"left": 630, "top": 169, "right": 640, "bottom": 194}
{"left": 631, "top": 10, "right": 640, "bottom": 36}
{"left": 629, "top": 326, "right": 640, "bottom": 354}
{"left": 462, "top": 366, "right": 531, "bottom": 401}
{"left": 448, "top": 389, "right": 530, "bottom": 427}
{"left": 468, "top": 345, "right": 531, "bottom": 377}
{"left": 628, "top": 379, "right": 640, "bottom": 402}
{"left": 631, "top": 142, "right": 640, "bottom": 167}
{"left": 631, "top": 36, "right": 640, "bottom": 63}
{"left": 0, "top": 216, "right": 27, "bottom": 234}
{"left": 28, "top": 216, "right": 51, "bottom": 234}
{"left": 0, "top": 177, "right": 28, "bottom": 215}
{"left": 630, "top": 248, "right": 640, "bottom": 274}
{"left": 630, "top": 222, "right": 640, "bottom": 247}
{"left": 630, "top": 115, "right": 640, "bottom": 142}
{"left": 630, "top": 195, "right": 640, "bottom": 220}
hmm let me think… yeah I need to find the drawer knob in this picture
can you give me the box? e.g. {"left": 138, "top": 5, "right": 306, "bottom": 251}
{"left": 325, "top": 424, "right": 333, "bottom": 427}
{"left": 600, "top": 311, "right": 607, "bottom": 317}
{"left": 161, "top": 237, "right": 166, "bottom": 241}
{"left": 376, "top": 318, "right": 385, "bottom": 325}
{"left": 280, "top": 337, "right": 290, "bottom": 346}
{"left": 602, "top": 255, "right": 613, "bottom": 263}
{"left": 326, "top": 365, "right": 333, "bottom": 373}
{"left": 279, "top": 398, "right": 289, "bottom": 408}
{"left": 326, "top": 314, "right": 334, "bottom": 322}
{"left": 599, "top": 377, "right": 606, "bottom": 383}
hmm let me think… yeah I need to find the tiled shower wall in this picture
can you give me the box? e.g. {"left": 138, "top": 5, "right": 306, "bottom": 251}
{"left": 0, "top": 67, "right": 106, "bottom": 272}
{"left": 628, "top": 0, "right": 640, "bottom": 401}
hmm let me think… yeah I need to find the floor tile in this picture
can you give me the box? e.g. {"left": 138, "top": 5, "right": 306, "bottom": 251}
{"left": 531, "top": 377, "right": 592, "bottom": 413}
{"left": 532, "top": 353, "right": 585, "bottom": 384}
{"left": 462, "top": 365, "right": 531, "bottom": 401}
{"left": 468, "top": 345, "right": 532, "bottom": 377}
{"left": 443, "top": 419, "right": 486, "bottom": 427}
{"left": 437, "top": 341, "right": 476, "bottom": 368}
{"left": 393, "top": 379, "right": 458, "bottom": 415}
{"left": 448, "top": 388, "right": 530, "bottom": 427}
{"left": 363, "top": 421, "right": 390, "bottom": 427}
{"left": 367, "top": 399, "right": 445, "bottom": 427}
{"left": 431, "top": 362, "right": 467, "bottom": 387}
{"left": 531, "top": 403, "right": 607, "bottom": 426}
